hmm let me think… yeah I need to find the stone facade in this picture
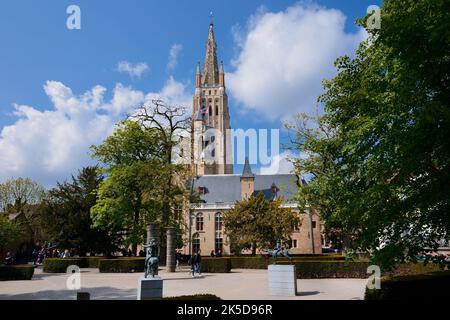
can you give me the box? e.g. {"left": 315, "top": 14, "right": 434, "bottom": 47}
{"left": 182, "top": 21, "right": 323, "bottom": 256}
{"left": 192, "top": 21, "right": 233, "bottom": 175}
{"left": 182, "top": 202, "right": 323, "bottom": 256}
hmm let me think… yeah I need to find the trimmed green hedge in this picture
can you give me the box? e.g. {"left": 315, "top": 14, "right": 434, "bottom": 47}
{"left": 229, "top": 255, "right": 347, "bottom": 270}
{"left": 276, "top": 261, "right": 370, "bottom": 278}
{"left": 79, "top": 256, "right": 102, "bottom": 268}
{"left": 230, "top": 256, "right": 268, "bottom": 269}
{"left": 201, "top": 258, "right": 231, "bottom": 273}
{"left": 365, "top": 270, "right": 450, "bottom": 300}
{"left": 98, "top": 258, "right": 145, "bottom": 273}
{"left": 0, "top": 264, "right": 35, "bottom": 280}
{"left": 43, "top": 258, "right": 82, "bottom": 273}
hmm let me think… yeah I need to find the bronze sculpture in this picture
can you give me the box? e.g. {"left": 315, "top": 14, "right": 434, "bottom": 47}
{"left": 262, "top": 240, "right": 293, "bottom": 264}
{"left": 143, "top": 239, "right": 159, "bottom": 278}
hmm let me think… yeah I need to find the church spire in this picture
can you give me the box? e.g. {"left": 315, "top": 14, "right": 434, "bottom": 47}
{"left": 202, "top": 19, "right": 220, "bottom": 86}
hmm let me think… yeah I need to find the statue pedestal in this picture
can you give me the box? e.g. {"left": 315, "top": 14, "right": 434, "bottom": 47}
{"left": 137, "top": 276, "right": 163, "bottom": 300}
{"left": 268, "top": 265, "right": 297, "bottom": 296}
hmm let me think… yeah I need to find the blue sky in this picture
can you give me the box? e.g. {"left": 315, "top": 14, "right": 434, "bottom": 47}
{"left": 0, "top": 0, "right": 381, "bottom": 186}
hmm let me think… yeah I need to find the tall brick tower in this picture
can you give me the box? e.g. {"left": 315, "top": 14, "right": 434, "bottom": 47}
{"left": 192, "top": 20, "right": 233, "bottom": 175}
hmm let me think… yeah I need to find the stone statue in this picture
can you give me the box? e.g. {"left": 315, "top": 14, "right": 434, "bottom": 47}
{"left": 262, "top": 240, "right": 293, "bottom": 264}
{"left": 143, "top": 239, "right": 159, "bottom": 278}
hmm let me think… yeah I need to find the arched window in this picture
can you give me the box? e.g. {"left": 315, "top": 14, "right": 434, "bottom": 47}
{"left": 196, "top": 213, "right": 204, "bottom": 231}
{"left": 215, "top": 232, "right": 223, "bottom": 254}
{"left": 215, "top": 105, "right": 219, "bottom": 116}
{"left": 192, "top": 233, "right": 201, "bottom": 254}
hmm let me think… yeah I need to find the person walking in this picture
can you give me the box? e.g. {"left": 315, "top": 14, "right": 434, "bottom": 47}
{"left": 194, "top": 250, "right": 202, "bottom": 276}
{"left": 175, "top": 250, "right": 182, "bottom": 270}
{"left": 4, "top": 252, "right": 13, "bottom": 265}
{"left": 190, "top": 252, "right": 197, "bottom": 277}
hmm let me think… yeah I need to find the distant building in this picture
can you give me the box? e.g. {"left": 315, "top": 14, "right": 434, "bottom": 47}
{"left": 182, "top": 20, "right": 323, "bottom": 256}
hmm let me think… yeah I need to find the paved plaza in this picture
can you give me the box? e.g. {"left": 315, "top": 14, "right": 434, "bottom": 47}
{"left": 0, "top": 267, "right": 368, "bottom": 300}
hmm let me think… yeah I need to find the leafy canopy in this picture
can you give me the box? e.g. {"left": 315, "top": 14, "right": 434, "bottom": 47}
{"left": 223, "top": 193, "right": 300, "bottom": 255}
{"left": 288, "top": 0, "right": 450, "bottom": 269}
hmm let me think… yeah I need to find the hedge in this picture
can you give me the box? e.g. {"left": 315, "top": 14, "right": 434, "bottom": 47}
{"left": 230, "top": 256, "right": 268, "bottom": 269}
{"left": 79, "top": 256, "right": 102, "bottom": 268}
{"left": 229, "top": 255, "right": 347, "bottom": 270}
{"left": 43, "top": 258, "right": 82, "bottom": 273}
{"left": 98, "top": 258, "right": 145, "bottom": 273}
{"left": 365, "top": 270, "right": 450, "bottom": 300}
{"left": 275, "top": 261, "right": 370, "bottom": 278}
{"left": 0, "top": 264, "right": 35, "bottom": 280}
{"left": 201, "top": 258, "right": 231, "bottom": 273}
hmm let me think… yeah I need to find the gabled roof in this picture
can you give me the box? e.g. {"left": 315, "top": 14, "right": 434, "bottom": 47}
{"left": 192, "top": 174, "right": 300, "bottom": 204}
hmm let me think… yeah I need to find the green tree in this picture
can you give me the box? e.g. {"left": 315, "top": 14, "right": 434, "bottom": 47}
{"left": 132, "top": 99, "right": 192, "bottom": 229}
{"left": 223, "top": 193, "right": 300, "bottom": 256}
{"left": 39, "top": 167, "right": 117, "bottom": 255}
{"left": 91, "top": 120, "right": 169, "bottom": 255}
{"left": 0, "top": 214, "right": 23, "bottom": 258}
{"left": 0, "top": 178, "right": 45, "bottom": 213}
{"left": 288, "top": 0, "right": 450, "bottom": 269}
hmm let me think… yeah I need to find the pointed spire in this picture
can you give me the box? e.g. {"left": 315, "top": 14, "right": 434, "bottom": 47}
{"left": 196, "top": 62, "right": 201, "bottom": 74}
{"left": 241, "top": 157, "right": 255, "bottom": 178}
{"left": 203, "top": 20, "right": 220, "bottom": 86}
{"left": 220, "top": 61, "right": 224, "bottom": 74}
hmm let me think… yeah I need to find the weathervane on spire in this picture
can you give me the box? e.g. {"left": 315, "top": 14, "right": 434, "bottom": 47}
{"left": 210, "top": 11, "right": 214, "bottom": 25}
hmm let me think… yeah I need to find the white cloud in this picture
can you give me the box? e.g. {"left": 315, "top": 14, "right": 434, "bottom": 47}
{"left": 0, "top": 78, "right": 191, "bottom": 187}
{"left": 117, "top": 61, "right": 149, "bottom": 78}
{"left": 228, "top": 3, "right": 367, "bottom": 121}
{"left": 167, "top": 44, "right": 183, "bottom": 72}
{"left": 145, "top": 76, "right": 192, "bottom": 111}
{"left": 259, "top": 150, "right": 295, "bottom": 175}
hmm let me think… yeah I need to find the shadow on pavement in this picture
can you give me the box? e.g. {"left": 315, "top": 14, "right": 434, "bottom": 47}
{"left": 0, "top": 287, "right": 137, "bottom": 300}
{"left": 296, "top": 291, "right": 320, "bottom": 296}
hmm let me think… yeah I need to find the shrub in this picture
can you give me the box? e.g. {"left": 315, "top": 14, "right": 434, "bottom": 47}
{"left": 201, "top": 258, "right": 231, "bottom": 273}
{"left": 43, "top": 258, "right": 82, "bottom": 273}
{"left": 98, "top": 258, "right": 145, "bottom": 273}
{"left": 365, "top": 270, "right": 450, "bottom": 300}
{"left": 0, "top": 264, "right": 35, "bottom": 280}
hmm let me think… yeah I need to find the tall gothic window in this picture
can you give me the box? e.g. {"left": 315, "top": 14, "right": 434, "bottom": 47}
{"left": 215, "top": 233, "right": 223, "bottom": 254}
{"left": 209, "top": 106, "right": 212, "bottom": 116}
{"left": 196, "top": 213, "right": 204, "bottom": 231}
{"left": 215, "top": 212, "right": 223, "bottom": 231}
{"left": 215, "top": 105, "right": 219, "bottom": 116}
{"left": 215, "top": 213, "right": 223, "bottom": 253}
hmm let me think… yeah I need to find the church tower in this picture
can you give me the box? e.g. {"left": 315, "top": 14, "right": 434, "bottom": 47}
{"left": 192, "top": 20, "right": 233, "bottom": 175}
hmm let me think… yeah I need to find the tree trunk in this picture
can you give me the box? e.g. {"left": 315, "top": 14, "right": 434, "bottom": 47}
{"left": 133, "top": 208, "right": 140, "bottom": 256}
